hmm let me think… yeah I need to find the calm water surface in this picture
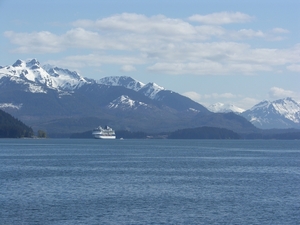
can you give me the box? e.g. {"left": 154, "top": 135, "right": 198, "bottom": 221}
{"left": 0, "top": 139, "right": 299, "bottom": 224}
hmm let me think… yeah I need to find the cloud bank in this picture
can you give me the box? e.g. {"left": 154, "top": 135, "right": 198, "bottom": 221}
{"left": 4, "top": 12, "right": 299, "bottom": 76}
{"left": 269, "top": 87, "right": 300, "bottom": 100}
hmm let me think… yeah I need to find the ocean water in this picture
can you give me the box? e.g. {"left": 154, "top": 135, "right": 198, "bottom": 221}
{"left": 0, "top": 139, "right": 299, "bottom": 225}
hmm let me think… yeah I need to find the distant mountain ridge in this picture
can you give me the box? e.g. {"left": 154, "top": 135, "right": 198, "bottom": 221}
{"left": 97, "top": 76, "right": 145, "bottom": 92}
{"left": 0, "top": 59, "right": 89, "bottom": 94}
{"left": 241, "top": 98, "right": 300, "bottom": 129}
{"left": 208, "top": 103, "right": 245, "bottom": 114}
{"left": 0, "top": 59, "right": 203, "bottom": 111}
{"left": 0, "top": 59, "right": 298, "bottom": 136}
{"left": 208, "top": 98, "right": 300, "bottom": 129}
{"left": 0, "top": 59, "right": 217, "bottom": 135}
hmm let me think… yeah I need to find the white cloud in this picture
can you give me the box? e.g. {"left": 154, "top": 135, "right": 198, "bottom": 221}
{"left": 148, "top": 61, "right": 224, "bottom": 75}
{"left": 73, "top": 13, "right": 198, "bottom": 39}
{"left": 236, "top": 97, "right": 260, "bottom": 110}
{"left": 4, "top": 13, "right": 300, "bottom": 76}
{"left": 182, "top": 91, "right": 237, "bottom": 102}
{"left": 45, "top": 54, "right": 145, "bottom": 72}
{"left": 182, "top": 91, "right": 202, "bottom": 102}
{"left": 63, "top": 28, "right": 126, "bottom": 50}
{"left": 188, "top": 12, "right": 253, "bottom": 25}
{"left": 182, "top": 91, "right": 258, "bottom": 110}
{"left": 272, "top": 28, "right": 289, "bottom": 34}
{"left": 204, "top": 92, "right": 237, "bottom": 99}
{"left": 268, "top": 87, "right": 298, "bottom": 99}
{"left": 4, "top": 31, "right": 62, "bottom": 53}
{"left": 235, "top": 29, "right": 265, "bottom": 38}
{"left": 121, "top": 65, "right": 136, "bottom": 72}
{"left": 287, "top": 64, "right": 300, "bottom": 72}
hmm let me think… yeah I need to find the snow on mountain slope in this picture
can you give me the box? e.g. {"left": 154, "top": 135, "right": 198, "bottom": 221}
{"left": 0, "top": 103, "right": 23, "bottom": 110}
{"left": 242, "top": 98, "right": 300, "bottom": 128}
{"left": 107, "top": 95, "right": 149, "bottom": 110}
{"left": 0, "top": 59, "right": 51, "bottom": 93}
{"left": 0, "top": 59, "right": 89, "bottom": 93}
{"left": 97, "top": 76, "right": 165, "bottom": 100}
{"left": 208, "top": 102, "right": 245, "bottom": 113}
{"left": 138, "top": 82, "right": 165, "bottom": 100}
{"left": 272, "top": 98, "right": 300, "bottom": 122}
{"left": 97, "top": 76, "right": 145, "bottom": 91}
{"left": 43, "top": 65, "right": 89, "bottom": 90}
{"left": 0, "top": 60, "right": 203, "bottom": 113}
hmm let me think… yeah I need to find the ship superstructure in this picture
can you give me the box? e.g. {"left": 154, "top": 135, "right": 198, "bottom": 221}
{"left": 92, "top": 126, "right": 116, "bottom": 139}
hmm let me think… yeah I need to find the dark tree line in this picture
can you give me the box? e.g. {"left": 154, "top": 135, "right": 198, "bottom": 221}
{"left": 116, "top": 130, "right": 148, "bottom": 139}
{"left": 0, "top": 109, "right": 33, "bottom": 138}
{"left": 168, "top": 126, "right": 240, "bottom": 139}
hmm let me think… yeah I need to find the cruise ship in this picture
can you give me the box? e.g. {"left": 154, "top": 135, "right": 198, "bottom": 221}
{"left": 92, "top": 126, "right": 116, "bottom": 139}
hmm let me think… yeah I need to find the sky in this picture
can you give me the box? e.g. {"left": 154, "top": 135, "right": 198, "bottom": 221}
{"left": 0, "top": 0, "right": 299, "bottom": 109}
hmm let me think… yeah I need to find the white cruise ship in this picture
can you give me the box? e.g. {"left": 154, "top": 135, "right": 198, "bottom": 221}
{"left": 92, "top": 126, "right": 116, "bottom": 139}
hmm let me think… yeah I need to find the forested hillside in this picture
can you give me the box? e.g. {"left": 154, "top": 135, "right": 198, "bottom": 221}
{"left": 0, "top": 109, "right": 33, "bottom": 138}
{"left": 168, "top": 126, "right": 240, "bottom": 139}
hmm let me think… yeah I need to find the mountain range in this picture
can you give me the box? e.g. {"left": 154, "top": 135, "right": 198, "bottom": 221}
{"left": 207, "top": 103, "right": 245, "bottom": 113}
{"left": 0, "top": 59, "right": 299, "bottom": 137}
{"left": 241, "top": 98, "right": 300, "bottom": 129}
{"left": 208, "top": 98, "right": 300, "bottom": 129}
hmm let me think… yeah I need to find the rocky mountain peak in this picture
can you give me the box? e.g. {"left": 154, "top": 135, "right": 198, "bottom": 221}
{"left": 208, "top": 102, "right": 245, "bottom": 113}
{"left": 97, "top": 76, "right": 145, "bottom": 91}
{"left": 26, "top": 59, "right": 40, "bottom": 68}
{"left": 12, "top": 59, "right": 25, "bottom": 67}
{"left": 241, "top": 97, "right": 300, "bottom": 129}
{"left": 139, "top": 82, "right": 164, "bottom": 99}
{"left": 0, "top": 59, "right": 89, "bottom": 93}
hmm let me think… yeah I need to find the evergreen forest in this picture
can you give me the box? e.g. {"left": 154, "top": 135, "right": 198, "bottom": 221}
{"left": 0, "top": 109, "right": 33, "bottom": 138}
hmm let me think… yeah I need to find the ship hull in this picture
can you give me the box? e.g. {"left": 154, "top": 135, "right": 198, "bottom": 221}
{"left": 92, "top": 126, "right": 116, "bottom": 139}
{"left": 93, "top": 135, "right": 116, "bottom": 139}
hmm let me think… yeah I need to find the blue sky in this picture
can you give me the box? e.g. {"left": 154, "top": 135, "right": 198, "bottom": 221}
{"left": 1, "top": 0, "right": 299, "bottom": 109}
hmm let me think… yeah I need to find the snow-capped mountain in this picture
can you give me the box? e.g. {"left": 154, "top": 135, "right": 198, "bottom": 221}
{"left": 0, "top": 59, "right": 89, "bottom": 93}
{"left": 98, "top": 76, "right": 165, "bottom": 100}
{"left": 241, "top": 98, "right": 300, "bottom": 129}
{"left": 43, "top": 64, "right": 88, "bottom": 91}
{"left": 97, "top": 76, "right": 145, "bottom": 92}
{"left": 0, "top": 59, "right": 258, "bottom": 135}
{"left": 208, "top": 103, "right": 245, "bottom": 114}
{"left": 138, "top": 82, "right": 165, "bottom": 100}
{"left": 107, "top": 95, "right": 151, "bottom": 110}
{"left": 97, "top": 75, "right": 206, "bottom": 112}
